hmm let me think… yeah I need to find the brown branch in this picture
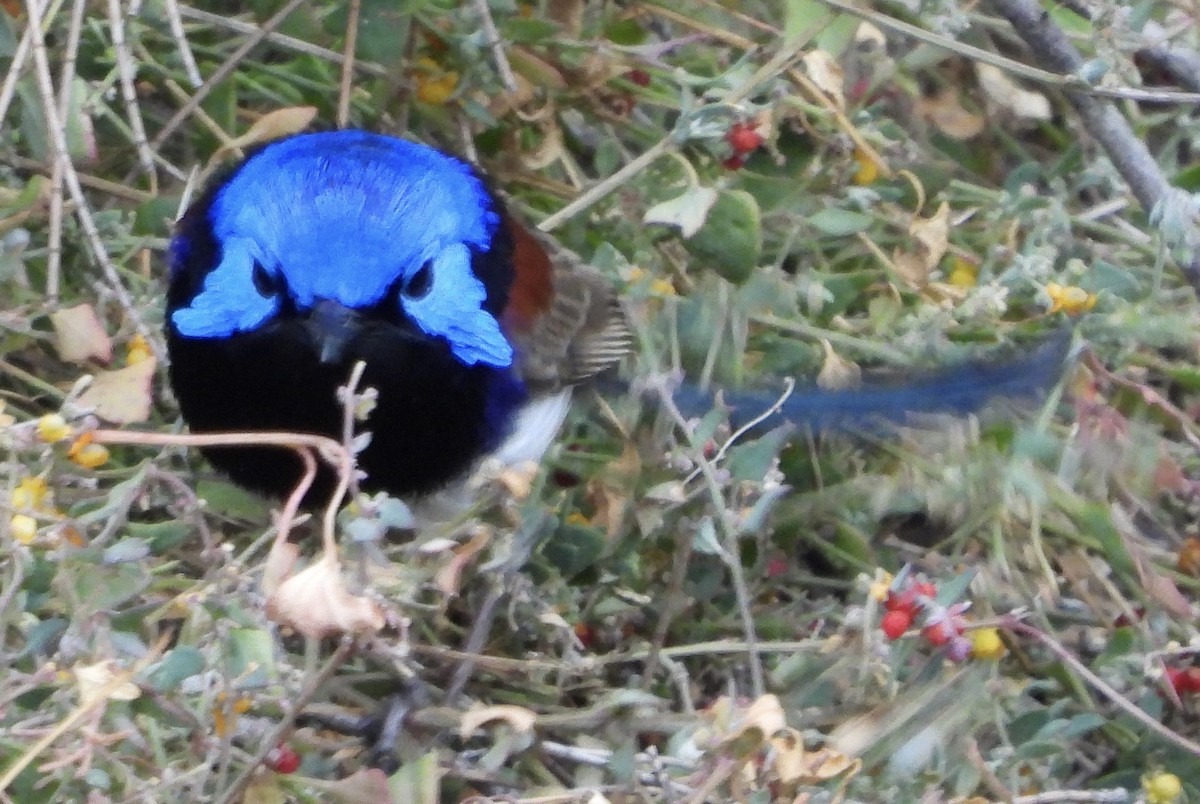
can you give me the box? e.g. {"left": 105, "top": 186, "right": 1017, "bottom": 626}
{"left": 989, "top": 0, "right": 1200, "bottom": 295}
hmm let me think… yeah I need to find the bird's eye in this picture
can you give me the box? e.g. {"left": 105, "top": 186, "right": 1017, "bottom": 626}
{"left": 252, "top": 261, "right": 280, "bottom": 298}
{"left": 401, "top": 261, "right": 433, "bottom": 300}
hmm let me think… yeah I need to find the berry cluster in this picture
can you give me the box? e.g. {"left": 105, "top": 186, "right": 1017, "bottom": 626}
{"left": 1164, "top": 665, "right": 1200, "bottom": 697}
{"left": 723, "top": 121, "right": 764, "bottom": 170}
{"left": 878, "top": 573, "right": 1003, "bottom": 663}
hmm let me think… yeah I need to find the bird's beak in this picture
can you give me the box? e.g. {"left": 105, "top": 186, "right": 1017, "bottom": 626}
{"left": 305, "top": 299, "right": 361, "bottom": 365}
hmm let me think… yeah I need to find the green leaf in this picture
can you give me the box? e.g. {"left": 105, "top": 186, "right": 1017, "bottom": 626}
{"left": 1080, "top": 504, "right": 1135, "bottom": 578}
{"left": 807, "top": 208, "right": 872, "bottom": 236}
{"left": 644, "top": 184, "right": 718, "bottom": 238}
{"left": 227, "top": 628, "right": 276, "bottom": 686}
{"left": 684, "top": 189, "right": 762, "bottom": 284}
{"left": 604, "top": 18, "right": 646, "bottom": 45}
{"left": 127, "top": 520, "right": 193, "bottom": 553}
{"left": 102, "top": 538, "right": 151, "bottom": 564}
{"left": 388, "top": 751, "right": 439, "bottom": 804}
{"left": 541, "top": 521, "right": 605, "bottom": 578}
{"left": 196, "top": 479, "right": 267, "bottom": 522}
{"left": 727, "top": 427, "right": 791, "bottom": 482}
{"left": 145, "top": 646, "right": 206, "bottom": 692}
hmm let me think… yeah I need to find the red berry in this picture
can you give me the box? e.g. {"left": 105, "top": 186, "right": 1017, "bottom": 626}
{"left": 1172, "top": 667, "right": 1200, "bottom": 694}
{"left": 885, "top": 589, "right": 918, "bottom": 615}
{"left": 765, "top": 555, "right": 788, "bottom": 578}
{"left": 726, "top": 123, "right": 763, "bottom": 154}
{"left": 722, "top": 155, "right": 745, "bottom": 170}
{"left": 266, "top": 743, "right": 301, "bottom": 774}
{"left": 625, "top": 69, "right": 651, "bottom": 87}
{"left": 881, "top": 609, "right": 912, "bottom": 640}
{"left": 912, "top": 581, "right": 937, "bottom": 599}
{"left": 921, "top": 622, "right": 952, "bottom": 647}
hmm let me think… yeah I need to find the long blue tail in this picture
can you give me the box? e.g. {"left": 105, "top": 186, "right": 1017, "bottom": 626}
{"left": 670, "top": 331, "right": 1071, "bottom": 432}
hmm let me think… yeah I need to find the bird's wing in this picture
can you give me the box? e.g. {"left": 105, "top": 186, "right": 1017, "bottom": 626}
{"left": 502, "top": 218, "right": 633, "bottom": 392}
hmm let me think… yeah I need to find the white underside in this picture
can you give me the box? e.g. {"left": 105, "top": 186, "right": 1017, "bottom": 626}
{"left": 491, "top": 388, "right": 574, "bottom": 465}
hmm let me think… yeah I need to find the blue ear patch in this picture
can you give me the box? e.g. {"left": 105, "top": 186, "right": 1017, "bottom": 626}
{"left": 402, "top": 244, "right": 512, "bottom": 367}
{"left": 170, "top": 131, "right": 513, "bottom": 368}
{"left": 172, "top": 237, "right": 279, "bottom": 336}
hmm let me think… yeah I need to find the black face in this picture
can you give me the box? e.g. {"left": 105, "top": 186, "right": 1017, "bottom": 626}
{"left": 165, "top": 132, "right": 526, "bottom": 503}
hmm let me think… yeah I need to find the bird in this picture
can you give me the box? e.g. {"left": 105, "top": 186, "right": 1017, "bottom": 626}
{"left": 166, "top": 129, "right": 631, "bottom": 504}
{"left": 165, "top": 129, "right": 1067, "bottom": 506}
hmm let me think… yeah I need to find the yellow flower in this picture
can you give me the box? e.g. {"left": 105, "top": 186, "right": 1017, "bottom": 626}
{"left": 10, "top": 514, "right": 37, "bottom": 545}
{"left": 649, "top": 278, "right": 676, "bottom": 297}
{"left": 969, "top": 627, "right": 1006, "bottom": 660}
{"left": 213, "top": 692, "right": 253, "bottom": 738}
{"left": 413, "top": 57, "right": 459, "bottom": 105}
{"left": 1046, "top": 282, "right": 1097, "bottom": 315}
{"left": 68, "top": 434, "right": 110, "bottom": 469}
{"left": 867, "top": 569, "right": 894, "bottom": 603}
{"left": 36, "top": 413, "right": 72, "bottom": 443}
{"left": 126, "top": 333, "right": 153, "bottom": 366}
{"left": 1143, "top": 771, "right": 1182, "bottom": 804}
{"left": 947, "top": 256, "right": 978, "bottom": 288}
{"left": 852, "top": 149, "right": 879, "bottom": 185}
{"left": 564, "top": 511, "right": 590, "bottom": 527}
{"left": 11, "top": 476, "right": 49, "bottom": 511}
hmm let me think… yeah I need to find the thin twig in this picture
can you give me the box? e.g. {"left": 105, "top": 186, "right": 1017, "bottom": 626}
{"left": 538, "top": 137, "right": 674, "bottom": 232}
{"left": 215, "top": 639, "right": 354, "bottom": 804}
{"left": 175, "top": 5, "right": 387, "bottom": 77}
{"left": 810, "top": 0, "right": 1200, "bottom": 105}
{"left": 0, "top": 634, "right": 170, "bottom": 793}
{"left": 149, "top": 0, "right": 307, "bottom": 152}
{"left": 107, "top": 0, "right": 157, "bottom": 189}
{"left": 0, "top": 154, "right": 157, "bottom": 202}
{"left": 162, "top": 0, "right": 203, "bottom": 87}
{"left": 0, "top": 0, "right": 42, "bottom": 128}
{"left": 46, "top": 0, "right": 88, "bottom": 305}
{"left": 1012, "top": 789, "right": 1129, "bottom": 803}
{"left": 1005, "top": 617, "right": 1200, "bottom": 758}
{"left": 473, "top": 0, "right": 518, "bottom": 94}
{"left": 335, "top": 0, "right": 361, "bottom": 129}
{"left": 989, "top": 0, "right": 1200, "bottom": 293}
{"left": 23, "top": 0, "right": 162, "bottom": 361}
{"left": 655, "top": 383, "right": 765, "bottom": 698}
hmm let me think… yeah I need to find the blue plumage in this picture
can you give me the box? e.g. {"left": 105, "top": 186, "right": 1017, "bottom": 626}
{"left": 171, "top": 131, "right": 511, "bottom": 367}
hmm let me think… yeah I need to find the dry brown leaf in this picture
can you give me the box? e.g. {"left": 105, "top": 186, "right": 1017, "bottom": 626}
{"left": 75, "top": 357, "right": 157, "bottom": 424}
{"left": 793, "top": 747, "right": 858, "bottom": 783}
{"left": 803, "top": 50, "right": 845, "bottom": 110}
{"left": 519, "top": 117, "right": 565, "bottom": 171}
{"left": 817, "top": 339, "right": 862, "bottom": 390}
{"left": 548, "top": 0, "right": 583, "bottom": 35}
{"left": 485, "top": 72, "right": 536, "bottom": 119}
{"left": 892, "top": 202, "right": 951, "bottom": 289}
{"left": 459, "top": 704, "right": 538, "bottom": 739}
{"left": 915, "top": 89, "right": 985, "bottom": 140}
{"left": 721, "top": 694, "right": 786, "bottom": 755}
{"left": 74, "top": 660, "right": 140, "bottom": 705}
{"left": 497, "top": 462, "right": 538, "bottom": 500}
{"left": 769, "top": 727, "right": 809, "bottom": 785}
{"left": 214, "top": 106, "right": 318, "bottom": 160}
{"left": 265, "top": 553, "right": 385, "bottom": 639}
{"left": 50, "top": 304, "right": 112, "bottom": 364}
{"left": 262, "top": 538, "right": 300, "bottom": 597}
{"left": 588, "top": 441, "right": 641, "bottom": 541}
{"left": 975, "top": 64, "right": 1051, "bottom": 122}
{"left": 433, "top": 526, "right": 492, "bottom": 598}
{"left": 1112, "top": 504, "right": 1193, "bottom": 618}
{"left": 304, "top": 768, "right": 396, "bottom": 804}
